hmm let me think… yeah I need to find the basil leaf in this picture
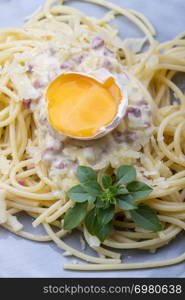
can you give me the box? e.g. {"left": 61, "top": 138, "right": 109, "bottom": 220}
{"left": 85, "top": 210, "right": 113, "bottom": 242}
{"left": 127, "top": 181, "right": 152, "bottom": 200}
{"left": 76, "top": 166, "right": 97, "bottom": 184}
{"left": 116, "top": 165, "right": 136, "bottom": 186}
{"left": 67, "top": 184, "right": 89, "bottom": 202}
{"left": 130, "top": 204, "right": 162, "bottom": 232}
{"left": 95, "top": 221, "right": 113, "bottom": 242}
{"left": 117, "top": 187, "right": 129, "bottom": 195}
{"left": 64, "top": 202, "right": 87, "bottom": 230}
{"left": 83, "top": 181, "right": 102, "bottom": 196}
{"left": 117, "top": 197, "right": 138, "bottom": 210}
{"left": 97, "top": 205, "right": 115, "bottom": 226}
{"left": 87, "top": 195, "right": 96, "bottom": 205}
{"left": 85, "top": 208, "right": 97, "bottom": 235}
{"left": 101, "top": 174, "right": 112, "bottom": 189}
{"left": 96, "top": 197, "right": 109, "bottom": 209}
{"left": 117, "top": 193, "right": 134, "bottom": 201}
{"left": 108, "top": 185, "right": 118, "bottom": 195}
{"left": 100, "top": 185, "right": 117, "bottom": 205}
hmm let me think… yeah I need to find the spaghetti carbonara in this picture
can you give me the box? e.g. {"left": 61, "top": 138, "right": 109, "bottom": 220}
{"left": 0, "top": 0, "right": 185, "bottom": 271}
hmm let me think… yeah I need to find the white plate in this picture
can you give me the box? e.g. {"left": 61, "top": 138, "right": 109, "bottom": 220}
{"left": 0, "top": 0, "right": 185, "bottom": 278}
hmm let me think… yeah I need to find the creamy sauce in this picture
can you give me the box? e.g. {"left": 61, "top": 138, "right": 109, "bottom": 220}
{"left": 8, "top": 33, "right": 153, "bottom": 193}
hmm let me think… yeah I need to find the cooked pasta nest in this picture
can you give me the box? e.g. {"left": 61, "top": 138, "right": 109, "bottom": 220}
{"left": 0, "top": 0, "right": 185, "bottom": 271}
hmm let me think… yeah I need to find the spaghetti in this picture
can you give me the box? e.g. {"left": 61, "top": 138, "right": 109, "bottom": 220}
{"left": 0, "top": 0, "right": 185, "bottom": 271}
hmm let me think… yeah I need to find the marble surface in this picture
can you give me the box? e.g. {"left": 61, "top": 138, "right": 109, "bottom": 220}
{"left": 0, "top": 0, "right": 185, "bottom": 278}
{"left": 0, "top": 0, "right": 185, "bottom": 42}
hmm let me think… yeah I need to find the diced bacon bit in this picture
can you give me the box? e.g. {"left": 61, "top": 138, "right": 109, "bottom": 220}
{"left": 143, "top": 174, "right": 150, "bottom": 180}
{"left": 34, "top": 96, "right": 41, "bottom": 104}
{"left": 125, "top": 131, "right": 138, "bottom": 143}
{"left": 39, "top": 117, "right": 47, "bottom": 125}
{"left": 112, "top": 130, "right": 123, "bottom": 141}
{"left": 113, "top": 130, "right": 138, "bottom": 143}
{"left": 112, "top": 130, "right": 124, "bottom": 137}
{"left": 91, "top": 36, "right": 104, "bottom": 49}
{"left": 103, "top": 47, "right": 114, "bottom": 56}
{"left": 57, "top": 162, "right": 67, "bottom": 169}
{"left": 23, "top": 99, "right": 31, "bottom": 109}
{"left": 102, "top": 59, "right": 113, "bottom": 71}
{"left": 33, "top": 79, "right": 45, "bottom": 89}
{"left": 60, "top": 62, "right": 74, "bottom": 70}
{"left": 144, "top": 121, "right": 151, "bottom": 128}
{"left": 26, "top": 164, "right": 34, "bottom": 170}
{"left": 44, "top": 138, "right": 63, "bottom": 153}
{"left": 48, "top": 47, "right": 56, "bottom": 56}
{"left": 112, "top": 130, "right": 126, "bottom": 144}
{"left": 138, "top": 99, "right": 148, "bottom": 106}
{"left": 44, "top": 147, "right": 55, "bottom": 152}
{"left": 18, "top": 179, "right": 25, "bottom": 186}
{"left": 72, "top": 55, "right": 84, "bottom": 64}
{"left": 127, "top": 107, "right": 141, "bottom": 118}
{"left": 72, "top": 160, "right": 79, "bottom": 172}
{"left": 147, "top": 109, "right": 152, "bottom": 116}
{"left": 27, "top": 64, "right": 34, "bottom": 73}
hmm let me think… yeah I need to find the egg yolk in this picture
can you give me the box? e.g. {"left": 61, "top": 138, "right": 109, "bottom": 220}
{"left": 47, "top": 73, "right": 122, "bottom": 138}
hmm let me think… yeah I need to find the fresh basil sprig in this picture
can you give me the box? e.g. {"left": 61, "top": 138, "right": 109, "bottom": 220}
{"left": 64, "top": 165, "right": 162, "bottom": 241}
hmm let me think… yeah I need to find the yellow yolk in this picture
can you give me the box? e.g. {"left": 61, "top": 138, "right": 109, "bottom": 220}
{"left": 47, "top": 73, "right": 122, "bottom": 138}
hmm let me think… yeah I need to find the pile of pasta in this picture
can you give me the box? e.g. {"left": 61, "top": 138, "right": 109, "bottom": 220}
{"left": 0, "top": 0, "right": 185, "bottom": 271}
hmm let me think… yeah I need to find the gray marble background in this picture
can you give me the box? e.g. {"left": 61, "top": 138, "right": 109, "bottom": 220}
{"left": 0, "top": 0, "right": 185, "bottom": 278}
{"left": 0, "top": 0, "right": 185, "bottom": 41}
